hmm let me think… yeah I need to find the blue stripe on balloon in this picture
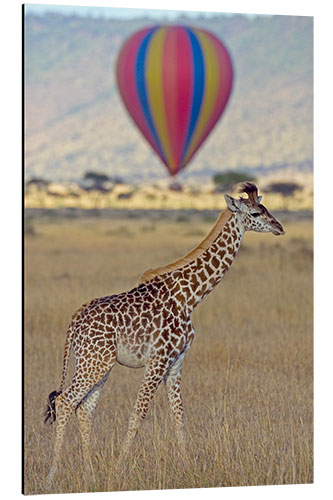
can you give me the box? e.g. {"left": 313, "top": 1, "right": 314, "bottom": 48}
{"left": 135, "top": 27, "right": 167, "bottom": 164}
{"left": 180, "top": 27, "right": 205, "bottom": 165}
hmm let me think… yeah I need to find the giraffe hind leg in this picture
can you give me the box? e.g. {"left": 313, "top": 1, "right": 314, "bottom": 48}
{"left": 46, "top": 369, "right": 111, "bottom": 490}
{"left": 76, "top": 370, "right": 111, "bottom": 483}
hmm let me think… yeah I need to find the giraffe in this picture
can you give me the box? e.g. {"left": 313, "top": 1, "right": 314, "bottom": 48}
{"left": 44, "top": 182, "right": 284, "bottom": 486}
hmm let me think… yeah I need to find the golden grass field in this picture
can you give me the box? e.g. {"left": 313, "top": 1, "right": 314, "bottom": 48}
{"left": 24, "top": 209, "right": 313, "bottom": 495}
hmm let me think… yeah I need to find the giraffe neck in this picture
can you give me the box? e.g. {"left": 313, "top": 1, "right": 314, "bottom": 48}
{"left": 167, "top": 212, "right": 244, "bottom": 312}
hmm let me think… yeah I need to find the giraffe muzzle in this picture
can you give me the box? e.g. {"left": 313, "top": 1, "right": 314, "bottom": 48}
{"left": 272, "top": 222, "right": 285, "bottom": 236}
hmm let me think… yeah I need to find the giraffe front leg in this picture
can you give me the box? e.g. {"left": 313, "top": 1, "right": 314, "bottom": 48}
{"left": 164, "top": 352, "right": 187, "bottom": 454}
{"left": 118, "top": 358, "right": 166, "bottom": 466}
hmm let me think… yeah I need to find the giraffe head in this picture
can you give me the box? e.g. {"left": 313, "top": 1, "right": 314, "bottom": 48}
{"left": 224, "top": 182, "right": 285, "bottom": 235}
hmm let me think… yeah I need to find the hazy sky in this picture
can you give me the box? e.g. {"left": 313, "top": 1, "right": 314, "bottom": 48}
{"left": 24, "top": 3, "right": 261, "bottom": 19}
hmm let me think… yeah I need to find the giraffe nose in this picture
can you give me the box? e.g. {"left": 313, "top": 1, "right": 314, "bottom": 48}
{"left": 272, "top": 221, "right": 285, "bottom": 235}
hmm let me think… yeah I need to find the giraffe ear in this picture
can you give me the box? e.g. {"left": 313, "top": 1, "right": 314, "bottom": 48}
{"left": 224, "top": 194, "right": 243, "bottom": 212}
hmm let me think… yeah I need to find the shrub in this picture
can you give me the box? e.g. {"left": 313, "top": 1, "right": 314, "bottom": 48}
{"left": 213, "top": 171, "right": 256, "bottom": 192}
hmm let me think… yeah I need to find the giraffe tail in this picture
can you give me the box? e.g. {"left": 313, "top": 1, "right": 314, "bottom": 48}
{"left": 44, "top": 390, "right": 61, "bottom": 424}
{"left": 44, "top": 320, "right": 77, "bottom": 425}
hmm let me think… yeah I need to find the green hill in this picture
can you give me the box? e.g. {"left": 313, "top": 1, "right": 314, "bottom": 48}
{"left": 24, "top": 12, "right": 313, "bottom": 183}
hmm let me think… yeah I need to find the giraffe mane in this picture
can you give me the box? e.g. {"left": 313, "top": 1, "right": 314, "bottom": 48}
{"left": 139, "top": 208, "right": 233, "bottom": 284}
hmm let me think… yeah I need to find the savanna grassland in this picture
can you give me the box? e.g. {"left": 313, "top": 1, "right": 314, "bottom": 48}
{"left": 24, "top": 210, "right": 313, "bottom": 494}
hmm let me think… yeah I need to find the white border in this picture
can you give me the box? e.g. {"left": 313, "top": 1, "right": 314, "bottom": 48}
{"left": 23, "top": 0, "right": 316, "bottom": 17}
{"left": 2, "top": 0, "right": 332, "bottom": 499}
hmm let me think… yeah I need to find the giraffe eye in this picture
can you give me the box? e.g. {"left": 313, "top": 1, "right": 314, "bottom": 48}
{"left": 251, "top": 213, "right": 261, "bottom": 217}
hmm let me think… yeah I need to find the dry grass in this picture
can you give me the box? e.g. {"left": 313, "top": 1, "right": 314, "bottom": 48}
{"left": 24, "top": 211, "right": 313, "bottom": 494}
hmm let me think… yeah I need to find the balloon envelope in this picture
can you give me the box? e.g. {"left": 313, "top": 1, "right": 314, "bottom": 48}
{"left": 116, "top": 25, "right": 233, "bottom": 176}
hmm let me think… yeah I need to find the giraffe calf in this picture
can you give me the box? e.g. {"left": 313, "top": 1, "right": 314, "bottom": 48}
{"left": 45, "top": 183, "right": 284, "bottom": 487}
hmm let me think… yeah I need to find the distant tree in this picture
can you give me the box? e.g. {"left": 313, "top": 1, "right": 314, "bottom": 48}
{"left": 117, "top": 192, "right": 134, "bottom": 200}
{"left": 79, "top": 171, "right": 115, "bottom": 209}
{"left": 25, "top": 177, "right": 50, "bottom": 205}
{"left": 168, "top": 181, "right": 183, "bottom": 192}
{"left": 265, "top": 181, "right": 303, "bottom": 209}
{"left": 213, "top": 170, "right": 257, "bottom": 192}
{"left": 266, "top": 181, "right": 302, "bottom": 197}
{"left": 111, "top": 176, "right": 125, "bottom": 185}
{"left": 84, "top": 171, "right": 110, "bottom": 184}
{"left": 81, "top": 171, "right": 113, "bottom": 193}
{"left": 26, "top": 177, "right": 50, "bottom": 189}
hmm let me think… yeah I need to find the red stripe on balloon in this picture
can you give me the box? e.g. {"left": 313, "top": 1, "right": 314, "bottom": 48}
{"left": 185, "top": 31, "right": 233, "bottom": 165}
{"left": 163, "top": 27, "right": 193, "bottom": 174}
{"left": 116, "top": 28, "right": 162, "bottom": 158}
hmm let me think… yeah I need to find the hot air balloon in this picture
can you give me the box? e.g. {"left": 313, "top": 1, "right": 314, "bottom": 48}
{"left": 116, "top": 25, "right": 233, "bottom": 176}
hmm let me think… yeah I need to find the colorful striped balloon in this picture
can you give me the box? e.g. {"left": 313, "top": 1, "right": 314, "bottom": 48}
{"left": 116, "top": 25, "right": 233, "bottom": 176}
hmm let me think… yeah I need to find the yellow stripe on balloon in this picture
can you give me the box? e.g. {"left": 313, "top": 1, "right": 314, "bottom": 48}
{"left": 183, "top": 29, "right": 219, "bottom": 165}
{"left": 145, "top": 28, "right": 175, "bottom": 171}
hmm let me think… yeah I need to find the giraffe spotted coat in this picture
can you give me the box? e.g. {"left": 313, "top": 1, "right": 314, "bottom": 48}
{"left": 45, "top": 183, "right": 284, "bottom": 487}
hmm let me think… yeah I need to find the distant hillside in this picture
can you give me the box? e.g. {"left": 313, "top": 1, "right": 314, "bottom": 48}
{"left": 24, "top": 12, "right": 313, "bottom": 183}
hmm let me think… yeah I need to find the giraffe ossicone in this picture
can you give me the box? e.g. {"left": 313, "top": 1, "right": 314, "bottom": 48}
{"left": 44, "top": 182, "right": 284, "bottom": 487}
